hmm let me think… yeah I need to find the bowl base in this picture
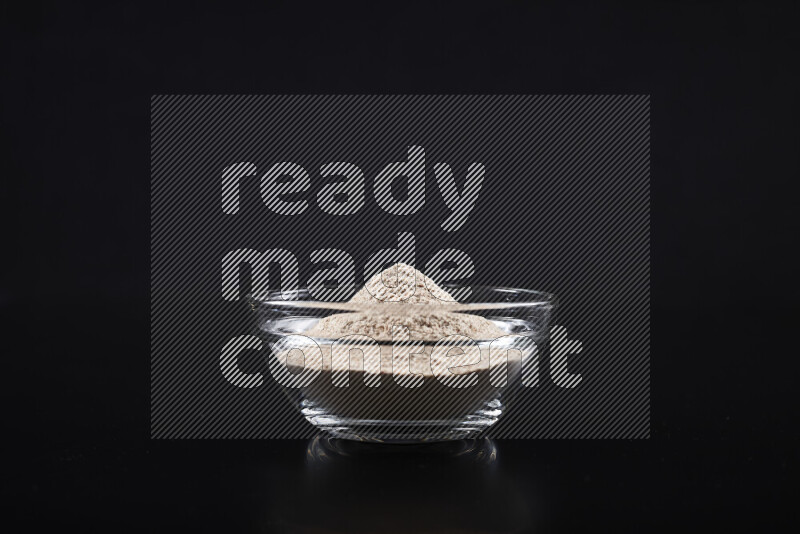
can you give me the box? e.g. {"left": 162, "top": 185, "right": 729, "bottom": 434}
{"left": 301, "top": 398, "right": 503, "bottom": 443}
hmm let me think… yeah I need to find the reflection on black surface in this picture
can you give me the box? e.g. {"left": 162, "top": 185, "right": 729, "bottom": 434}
{"left": 13, "top": 434, "right": 797, "bottom": 532}
{"left": 258, "top": 437, "right": 536, "bottom": 533}
{"left": 306, "top": 435, "right": 499, "bottom": 464}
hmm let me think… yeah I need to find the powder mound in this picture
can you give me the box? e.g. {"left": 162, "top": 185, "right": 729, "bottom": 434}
{"left": 305, "top": 263, "right": 506, "bottom": 342}
{"left": 349, "top": 262, "right": 456, "bottom": 304}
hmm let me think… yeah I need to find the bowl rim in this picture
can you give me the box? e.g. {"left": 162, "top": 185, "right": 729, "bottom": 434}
{"left": 247, "top": 285, "right": 557, "bottom": 312}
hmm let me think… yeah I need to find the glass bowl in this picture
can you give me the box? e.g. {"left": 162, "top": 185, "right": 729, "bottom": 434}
{"left": 249, "top": 286, "right": 555, "bottom": 443}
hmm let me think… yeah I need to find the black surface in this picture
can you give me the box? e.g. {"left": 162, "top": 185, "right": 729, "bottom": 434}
{"left": 2, "top": 1, "right": 797, "bottom": 532}
{"left": 5, "top": 299, "right": 796, "bottom": 531}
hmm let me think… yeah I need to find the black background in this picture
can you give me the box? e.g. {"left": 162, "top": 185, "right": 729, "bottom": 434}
{"left": 2, "top": 1, "right": 797, "bottom": 532}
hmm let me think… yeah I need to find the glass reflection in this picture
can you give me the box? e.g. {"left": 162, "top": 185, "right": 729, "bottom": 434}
{"left": 262, "top": 436, "right": 537, "bottom": 533}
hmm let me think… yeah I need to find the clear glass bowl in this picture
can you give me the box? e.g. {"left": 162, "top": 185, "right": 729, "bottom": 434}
{"left": 249, "top": 286, "right": 555, "bottom": 443}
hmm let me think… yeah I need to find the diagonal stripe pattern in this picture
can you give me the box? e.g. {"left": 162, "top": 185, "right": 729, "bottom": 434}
{"left": 151, "top": 95, "right": 650, "bottom": 439}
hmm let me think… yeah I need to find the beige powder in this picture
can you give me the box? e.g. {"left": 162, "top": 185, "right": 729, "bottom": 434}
{"left": 349, "top": 262, "right": 457, "bottom": 304}
{"left": 286, "top": 264, "right": 523, "bottom": 424}
{"left": 305, "top": 263, "right": 506, "bottom": 342}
